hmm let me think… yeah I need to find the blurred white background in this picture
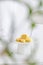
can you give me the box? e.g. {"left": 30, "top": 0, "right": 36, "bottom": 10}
{"left": 0, "top": 0, "right": 43, "bottom": 65}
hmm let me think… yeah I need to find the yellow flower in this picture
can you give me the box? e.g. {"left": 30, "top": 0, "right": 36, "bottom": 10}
{"left": 16, "top": 34, "right": 32, "bottom": 43}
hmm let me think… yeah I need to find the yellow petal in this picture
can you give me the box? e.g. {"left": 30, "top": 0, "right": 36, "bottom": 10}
{"left": 21, "top": 34, "right": 28, "bottom": 39}
{"left": 16, "top": 38, "right": 20, "bottom": 42}
{"left": 19, "top": 39, "right": 25, "bottom": 43}
{"left": 16, "top": 34, "right": 32, "bottom": 43}
{"left": 26, "top": 38, "right": 32, "bottom": 42}
{"left": 16, "top": 38, "right": 25, "bottom": 42}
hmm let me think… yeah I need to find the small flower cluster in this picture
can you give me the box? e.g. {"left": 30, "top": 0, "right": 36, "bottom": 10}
{"left": 16, "top": 34, "right": 32, "bottom": 43}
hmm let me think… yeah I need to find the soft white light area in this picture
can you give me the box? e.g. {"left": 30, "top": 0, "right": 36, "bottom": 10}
{"left": 0, "top": 0, "right": 43, "bottom": 64}
{"left": 32, "top": 14, "right": 43, "bottom": 24}
{"left": 32, "top": 24, "right": 43, "bottom": 62}
{"left": 0, "top": 41, "right": 5, "bottom": 54}
{"left": 21, "top": 0, "right": 38, "bottom": 8}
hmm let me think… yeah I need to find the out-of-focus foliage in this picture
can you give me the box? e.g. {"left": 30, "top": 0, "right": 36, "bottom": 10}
{"left": 29, "top": 63, "right": 37, "bottom": 65}
{"left": 39, "top": 0, "right": 43, "bottom": 7}
{"left": 31, "top": 22, "right": 36, "bottom": 29}
{"left": 29, "top": 8, "right": 32, "bottom": 15}
{"left": 26, "top": 62, "right": 37, "bottom": 65}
